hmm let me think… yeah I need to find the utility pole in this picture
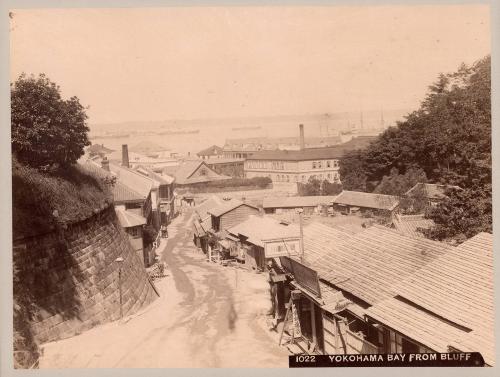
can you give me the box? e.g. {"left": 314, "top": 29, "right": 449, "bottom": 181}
{"left": 115, "top": 257, "right": 124, "bottom": 319}
{"left": 296, "top": 208, "right": 304, "bottom": 261}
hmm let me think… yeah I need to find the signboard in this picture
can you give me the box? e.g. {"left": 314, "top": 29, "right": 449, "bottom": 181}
{"left": 280, "top": 256, "right": 321, "bottom": 298}
{"left": 264, "top": 239, "right": 300, "bottom": 258}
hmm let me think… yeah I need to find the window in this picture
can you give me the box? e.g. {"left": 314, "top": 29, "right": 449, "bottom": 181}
{"left": 302, "top": 175, "right": 306, "bottom": 182}
{"left": 390, "top": 332, "right": 403, "bottom": 353}
{"left": 128, "top": 227, "right": 141, "bottom": 238}
{"left": 199, "top": 168, "right": 207, "bottom": 176}
{"left": 286, "top": 175, "right": 290, "bottom": 182}
{"left": 312, "top": 162, "right": 316, "bottom": 169}
{"left": 327, "top": 160, "right": 331, "bottom": 168}
{"left": 318, "top": 161, "right": 322, "bottom": 169}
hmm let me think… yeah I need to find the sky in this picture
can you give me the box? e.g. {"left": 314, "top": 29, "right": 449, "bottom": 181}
{"left": 9, "top": 5, "right": 491, "bottom": 124}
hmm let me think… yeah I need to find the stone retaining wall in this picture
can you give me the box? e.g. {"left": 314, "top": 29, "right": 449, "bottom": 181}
{"left": 13, "top": 205, "right": 157, "bottom": 344}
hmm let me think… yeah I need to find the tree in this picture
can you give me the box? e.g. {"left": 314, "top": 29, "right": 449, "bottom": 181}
{"left": 374, "top": 167, "right": 427, "bottom": 196}
{"left": 339, "top": 56, "right": 491, "bottom": 241}
{"left": 11, "top": 74, "right": 90, "bottom": 170}
{"left": 322, "top": 180, "right": 343, "bottom": 196}
{"left": 424, "top": 186, "right": 492, "bottom": 242}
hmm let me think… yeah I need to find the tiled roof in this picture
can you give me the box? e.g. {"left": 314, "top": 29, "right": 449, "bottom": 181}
{"left": 115, "top": 207, "right": 146, "bottom": 228}
{"left": 163, "top": 160, "right": 231, "bottom": 184}
{"left": 392, "top": 214, "right": 435, "bottom": 238}
{"left": 197, "top": 145, "right": 223, "bottom": 157}
{"left": 317, "top": 225, "right": 452, "bottom": 305}
{"left": 334, "top": 190, "right": 400, "bottom": 211}
{"left": 207, "top": 199, "right": 258, "bottom": 218}
{"left": 113, "top": 181, "right": 146, "bottom": 203}
{"left": 227, "top": 215, "right": 301, "bottom": 247}
{"left": 108, "top": 163, "right": 155, "bottom": 197}
{"left": 245, "top": 137, "right": 376, "bottom": 161}
{"left": 263, "top": 195, "right": 338, "bottom": 209}
{"left": 365, "top": 232, "right": 493, "bottom": 364}
{"left": 80, "top": 160, "right": 149, "bottom": 203}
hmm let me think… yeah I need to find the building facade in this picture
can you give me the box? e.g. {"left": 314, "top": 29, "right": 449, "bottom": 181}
{"left": 244, "top": 150, "right": 342, "bottom": 184}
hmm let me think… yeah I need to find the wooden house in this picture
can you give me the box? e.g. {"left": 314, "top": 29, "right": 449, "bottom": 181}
{"left": 332, "top": 191, "right": 400, "bottom": 218}
{"left": 279, "top": 224, "right": 453, "bottom": 356}
{"left": 365, "top": 232, "right": 494, "bottom": 366}
{"left": 226, "top": 215, "right": 301, "bottom": 271}
{"left": 262, "top": 195, "right": 338, "bottom": 215}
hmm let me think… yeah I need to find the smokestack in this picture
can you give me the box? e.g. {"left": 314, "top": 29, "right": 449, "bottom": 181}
{"left": 101, "top": 156, "right": 110, "bottom": 172}
{"left": 299, "top": 124, "right": 305, "bottom": 150}
{"left": 122, "top": 144, "right": 130, "bottom": 168}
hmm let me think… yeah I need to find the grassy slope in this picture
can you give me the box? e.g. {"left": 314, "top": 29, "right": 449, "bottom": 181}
{"left": 12, "top": 158, "right": 113, "bottom": 239}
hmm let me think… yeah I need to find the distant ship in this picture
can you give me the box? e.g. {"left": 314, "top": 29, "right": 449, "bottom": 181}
{"left": 232, "top": 126, "right": 262, "bottom": 131}
{"left": 157, "top": 129, "right": 200, "bottom": 135}
{"left": 90, "top": 132, "right": 130, "bottom": 140}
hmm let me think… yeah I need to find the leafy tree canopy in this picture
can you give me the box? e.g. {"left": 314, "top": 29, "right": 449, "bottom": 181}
{"left": 11, "top": 73, "right": 90, "bottom": 170}
{"left": 339, "top": 56, "right": 491, "bottom": 241}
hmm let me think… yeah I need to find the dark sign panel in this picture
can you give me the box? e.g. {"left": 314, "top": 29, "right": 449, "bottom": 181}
{"left": 289, "top": 353, "right": 485, "bottom": 367}
{"left": 280, "top": 256, "right": 321, "bottom": 297}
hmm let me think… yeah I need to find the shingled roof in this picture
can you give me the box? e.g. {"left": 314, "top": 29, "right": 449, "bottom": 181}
{"left": 207, "top": 199, "right": 258, "bottom": 218}
{"left": 263, "top": 195, "right": 338, "bottom": 209}
{"left": 315, "top": 225, "right": 452, "bottom": 306}
{"left": 227, "top": 215, "right": 301, "bottom": 247}
{"left": 334, "top": 191, "right": 400, "bottom": 211}
{"left": 392, "top": 214, "right": 435, "bottom": 238}
{"left": 365, "top": 232, "right": 493, "bottom": 364}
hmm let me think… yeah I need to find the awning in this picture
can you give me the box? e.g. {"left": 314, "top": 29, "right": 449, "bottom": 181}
{"left": 219, "top": 240, "right": 231, "bottom": 249}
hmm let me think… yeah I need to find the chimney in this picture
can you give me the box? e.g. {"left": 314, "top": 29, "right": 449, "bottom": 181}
{"left": 122, "top": 144, "right": 130, "bottom": 168}
{"left": 101, "top": 156, "right": 110, "bottom": 172}
{"left": 299, "top": 124, "right": 305, "bottom": 150}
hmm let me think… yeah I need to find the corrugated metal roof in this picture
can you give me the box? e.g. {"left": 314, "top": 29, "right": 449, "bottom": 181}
{"left": 227, "top": 215, "right": 301, "bottom": 247}
{"left": 263, "top": 195, "right": 338, "bottom": 209}
{"left": 115, "top": 207, "right": 146, "bottom": 228}
{"left": 365, "top": 232, "right": 493, "bottom": 365}
{"left": 334, "top": 191, "right": 400, "bottom": 211}
{"left": 208, "top": 199, "right": 258, "bottom": 217}
{"left": 392, "top": 214, "right": 435, "bottom": 238}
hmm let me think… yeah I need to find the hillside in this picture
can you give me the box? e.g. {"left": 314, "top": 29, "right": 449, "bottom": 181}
{"left": 12, "top": 158, "right": 113, "bottom": 239}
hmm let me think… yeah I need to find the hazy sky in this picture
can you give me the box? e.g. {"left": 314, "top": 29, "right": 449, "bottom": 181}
{"left": 10, "top": 5, "right": 490, "bottom": 124}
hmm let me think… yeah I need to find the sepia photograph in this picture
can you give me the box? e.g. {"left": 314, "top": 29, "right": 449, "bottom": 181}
{"left": 4, "top": 0, "right": 496, "bottom": 372}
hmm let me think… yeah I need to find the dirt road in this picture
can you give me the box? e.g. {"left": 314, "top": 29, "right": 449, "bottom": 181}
{"left": 40, "top": 211, "right": 289, "bottom": 368}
